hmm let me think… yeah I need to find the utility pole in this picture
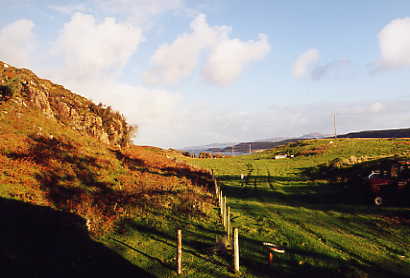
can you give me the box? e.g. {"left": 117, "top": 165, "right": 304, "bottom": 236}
{"left": 231, "top": 146, "right": 234, "bottom": 155}
{"left": 249, "top": 144, "right": 252, "bottom": 154}
{"left": 332, "top": 112, "right": 337, "bottom": 139}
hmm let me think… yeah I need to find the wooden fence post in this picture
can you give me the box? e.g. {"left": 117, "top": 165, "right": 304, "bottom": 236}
{"left": 227, "top": 207, "right": 231, "bottom": 240}
{"left": 223, "top": 196, "right": 227, "bottom": 228}
{"left": 268, "top": 250, "right": 273, "bottom": 265}
{"left": 220, "top": 191, "right": 223, "bottom": 216}
{"left": 233, "top": 228, "right": 239, "bottom": 273}
{"left": 219, "top": 190, "right": 222, "bottom": 216}
{"left": 177, "top": 229, "right": 182, "bottom": 275}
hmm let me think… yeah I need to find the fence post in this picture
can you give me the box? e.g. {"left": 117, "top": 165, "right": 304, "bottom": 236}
{"left": 223, "top": 196, "right": 227, "bottom": 228}
{"left": 177, "top": 229, "right": 182, "bottom": 275}
{"left": 233, "top": 228, "right": 239, "bottom": 273}
{"left": 227, "top": 207, "right": 231, "bottom": 240}
{"left": 220, "top": 191, "right": 223, "bottom": 216}
{"left": 268, "top": 250, "right": 273, "bottom": 265}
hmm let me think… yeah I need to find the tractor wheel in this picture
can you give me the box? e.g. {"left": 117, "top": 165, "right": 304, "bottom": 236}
{"left": 374, "top": 196, "right": 383, "bottom": 206}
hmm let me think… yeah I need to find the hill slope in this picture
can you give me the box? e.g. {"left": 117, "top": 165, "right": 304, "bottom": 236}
{"left": 0, "top": 62, "right": 220, "bottom": 276}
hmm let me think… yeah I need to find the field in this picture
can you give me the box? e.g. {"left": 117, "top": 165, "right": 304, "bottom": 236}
{"left": 180, "top": 139, "right": 410, "bottom": 277}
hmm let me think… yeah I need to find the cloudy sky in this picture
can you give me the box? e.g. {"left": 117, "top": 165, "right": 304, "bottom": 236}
{"left": 2, "top": 1, "right": 410, "bottom": 148}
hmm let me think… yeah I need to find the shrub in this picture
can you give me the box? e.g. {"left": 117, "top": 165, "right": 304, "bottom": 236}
{"left": 121, "top": 124, "right": 138, "bottom": 147}
{"left": 0, "top": 85, "right": 13, "bottom": 101}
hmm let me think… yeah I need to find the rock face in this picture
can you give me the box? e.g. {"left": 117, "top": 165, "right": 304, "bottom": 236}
{"left": 0, "top": 61, "right": 134, "bottom": 147}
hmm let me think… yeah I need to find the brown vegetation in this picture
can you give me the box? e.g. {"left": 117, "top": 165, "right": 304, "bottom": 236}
{"left": 0, "top": 61, "right": 214, "bottom": 237}
{"left": 296, "top": 144, "right": 329, "bottom": 156}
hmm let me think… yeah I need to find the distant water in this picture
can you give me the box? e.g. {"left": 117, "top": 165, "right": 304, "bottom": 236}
{"left": 184, "top": 150, "right": 250, "bottom": 156}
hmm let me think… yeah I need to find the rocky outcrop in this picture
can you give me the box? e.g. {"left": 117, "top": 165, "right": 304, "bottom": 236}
{"left": 0, "top": 61, "right": 135, "bottom": 147}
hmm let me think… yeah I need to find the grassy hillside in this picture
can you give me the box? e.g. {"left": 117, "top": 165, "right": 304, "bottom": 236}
{"left": 185, "top": 138, "right": 410, "bottom": 278}
{"left": 0, "top": 90, "right": 229, "bottom": 277}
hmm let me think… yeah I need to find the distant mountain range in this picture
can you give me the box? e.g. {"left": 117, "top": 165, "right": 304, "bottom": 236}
{"left": 180, "top": 133, "right": 327, "bottom": 154}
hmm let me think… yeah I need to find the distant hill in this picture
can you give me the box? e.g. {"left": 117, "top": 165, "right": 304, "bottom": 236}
{"left": 301, "top": 132, "right": 329, "bottom": 139}
{"left": 338, "top": 128, "right": 410, "bottom": 139}
{"left": 180, "top": 142, "right": 237, "bottom": 152}
{"left": 204, "top": 133, "right": 327, "bottom": 153}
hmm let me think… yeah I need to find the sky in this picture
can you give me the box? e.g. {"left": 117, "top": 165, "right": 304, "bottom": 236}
{"left": 1, "top": 0, "right": 410, "bottom": 148}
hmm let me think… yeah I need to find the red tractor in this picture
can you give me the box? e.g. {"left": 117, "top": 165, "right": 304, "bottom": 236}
{"left": 367, "top": 160, "right": 410, "bottom": 206}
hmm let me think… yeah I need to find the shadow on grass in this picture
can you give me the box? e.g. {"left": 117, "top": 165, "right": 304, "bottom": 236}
{"left": 113, "top": 216, "right": 230, "bottom": 278}
{"left": 236, "top": 233, "right": 409, "bottom": 278}
{"left": 0, "top": 197, "right": 154, "bottom": 278}
{"left": 110, "top": 149, "right": 146, "bottom": 169}
{"left": 109, "top": 237, "right": 173, "bottom": 270}
{"left": 161, "top": 166, "right": 213, "bottom": 187}
{"left": 123, "top": 219, "right": 223, "bottom": 264}
{"left": 217, "top": 172, "right": 410, "bottom": 215}
{"left": 220, "top": 175, "right": 353, "bottom": 204}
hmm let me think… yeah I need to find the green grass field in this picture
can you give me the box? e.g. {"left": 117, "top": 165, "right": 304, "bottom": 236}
{"left": 173, "top": 139, "right": 410, "bottom": 277}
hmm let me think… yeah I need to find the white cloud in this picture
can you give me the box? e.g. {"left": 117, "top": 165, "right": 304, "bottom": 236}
{"left": 292, "top": 48, "right": 319, "bottom": 79}
{"left": 144, "top": 14, "right": 270, "bottom": 86}
{"left": 52, "top": 13, "right": 142, "bottom": 80}
{"left": 144, "top": 14, "right": 229, "bottom": 84}
{"left": 378, "top": 17, "right": 410, "bottom": 68}
{"left": 0, "top": 19, "right": 34, "bottom": 68}
{"left": 203, "top": 34, "right": 270, "bottom": 86}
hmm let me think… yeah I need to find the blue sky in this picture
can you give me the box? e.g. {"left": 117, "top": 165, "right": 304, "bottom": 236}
{"left": 1, "top": 0, "right": 410, "bottom": 148}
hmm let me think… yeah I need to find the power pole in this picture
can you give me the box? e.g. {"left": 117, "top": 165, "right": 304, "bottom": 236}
{"left": 249, "top": 144, "right": 252, "bottom": 153}
{"left": 332, "top": 112, "right": 337, "bottom": 139}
